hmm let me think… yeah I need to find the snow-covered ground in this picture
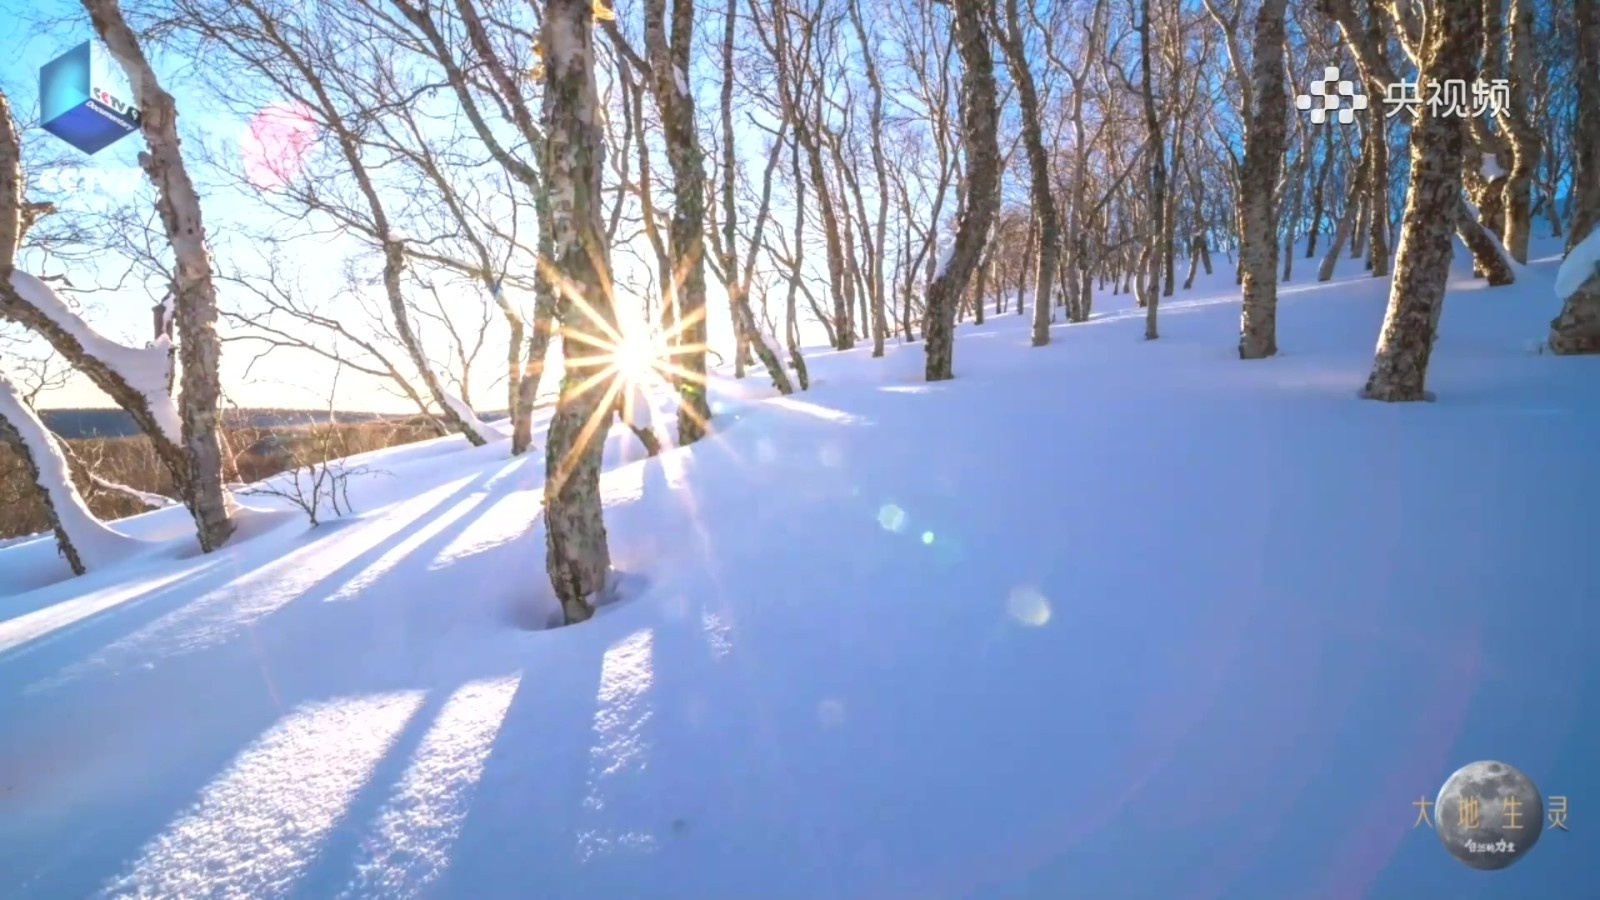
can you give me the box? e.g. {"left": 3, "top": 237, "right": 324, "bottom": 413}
{"left": 2, "top": 239, "right": 1596, "bottom": 898}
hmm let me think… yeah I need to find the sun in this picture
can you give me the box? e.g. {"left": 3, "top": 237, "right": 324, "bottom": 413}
{"left": 611, "top": 332, "right": 664, "bottom": 386}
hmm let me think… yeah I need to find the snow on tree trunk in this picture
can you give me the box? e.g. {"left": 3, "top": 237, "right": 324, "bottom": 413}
{"left": 614, "top": 377, "right": 661, "bottom": 457}
{"left": 76, "top": 3, "right": 240, "bottom": 550}
{"left": 643, "top": 0, "right": 713, "bottom": 445}
{"left": 1549, "top": 0, "right": 1600, "bottom": 354}
{"left": 996, "top": 0, "right": 1059, "bottom": 349}
{"left": 541, "top": 0, "right": 621, "bottom": 625}
{"left": 734, "top": 301, "right": 792, "bottom": 395}
{"left": 0, "top": 369, "right": 135, "bottom": 574}
{"left": 441, "top": 388, "right": 506, "bottom": 441}
{"left": 0, "top": 90, "right": 192, "bottom": 498}
{"left": 1550, "top": 242, "right": 1600, "bottom": 354}
{"left": 923, "top": 0, "right": 1000, "bottom": 382}
{"left": 1362, "top": 0, "right": 1481, "bottom": 402}
{"left": 1455, "top": 195, "right": 1518, "bottom": 286}
{"left": 1237, "top": 0, "right": 1289, "bottom": 360}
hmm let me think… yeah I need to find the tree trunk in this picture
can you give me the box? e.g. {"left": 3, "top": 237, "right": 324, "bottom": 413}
{"left": 1238, "top": 0, "right": 1289, "bottom": 359}
{"left": 972, "top": 249, "right": 988, "bottom": 325}
{"left": 513, "top": 263, "right": 556, "bottom": 454}
{"left": 85, "top": 0, "right": 235, "bottom": 551}
{"left": 1499, "top": 0, "right": 1539, "bottom": 263}
{"left": 1363, "top": 0, "right": 1481, "bottom": 402}
{"left": 0, "top": 283, "right": 192, "bottom": 513}
{"left": 1138, "top": 0, "right": 1164, "bottom": 341}
{"left": 845, "top": 0, "right": 891, "bottom": 360}
{"left": 997, "top": 0, "right": 1060, "bottom": 349}
{"left": 643, "top": 0, "right": 713, "bottom": 446}
{"left": 541, "top": 0, "right": 621, "bottom": 625}
{"left": 1307, "top": 127, "right": 1333, "bottom": 258}
{"left": 1319, "top": 154, "right": 1368, "bottom": 281}
{"left": 1455, "top": 195, "right": 1518, "bottom": 285}
{"left": 0, "top": 374, "right": 92, "bottom": 574}
{"left": 922, "top": 0, "right": 1000, "bottom": 381}
{"left": 1365, "top": 111, "right": 1390, "bottom": 276}
{"left": 1550, "top": 0, "right": 1600, "bottom": 353}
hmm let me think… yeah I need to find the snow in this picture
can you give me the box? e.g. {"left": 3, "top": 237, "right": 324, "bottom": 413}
{"left": 88, "top": 475, "right": 177, "bottom": 509}
{"left": 620, "top": 377, "right": 653, "bottom": 431}
{"left": 1555, "top": 226, "right": 1600, "bottom": 301}
{"left": 1, "top": 235, "right": 1597, "bottom": 897}
{"left": 933, "top": 239, "right": 955, "bottom": 281}
{"left": 439, "top": 390, "right": 509, "bottom": 442}
{"left": 7, "top": 271, "right": 182, "bottom": 445}
{"left": 0, "top": 371, "right": 144, "bottom": 572}
{"left": 1459, "top": 197, "right": 1526, "bottom": 277}
{"left": 1481, "top": 155, "right": 1507, "bottom": 180}
{"left": 673, "top": 65, "right": 690, "bottom": 98}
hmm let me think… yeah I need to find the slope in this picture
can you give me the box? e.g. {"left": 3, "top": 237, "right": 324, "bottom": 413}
{"left": 0, "top": 240, "right": 1595, "bottom": 899}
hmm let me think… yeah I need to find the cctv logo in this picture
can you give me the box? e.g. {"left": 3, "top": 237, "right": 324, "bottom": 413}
{"left": 40, "top": 41, "right": 142, "bottom": 154}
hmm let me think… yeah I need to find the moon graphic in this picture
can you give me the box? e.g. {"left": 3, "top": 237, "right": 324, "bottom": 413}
{"left": 1433, "top": 760, "right": 1544, "bottom": 871}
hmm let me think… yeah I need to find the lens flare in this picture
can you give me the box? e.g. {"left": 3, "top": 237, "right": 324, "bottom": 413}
{"left": 241, "top": 101, "right": 318, "bottom": 190}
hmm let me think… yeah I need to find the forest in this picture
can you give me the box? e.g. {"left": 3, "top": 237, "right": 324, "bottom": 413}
{"left": 0, "top": 0, "right": 1596, "bottom": 625}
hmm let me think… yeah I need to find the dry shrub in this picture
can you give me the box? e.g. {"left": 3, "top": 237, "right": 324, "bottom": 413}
{"left": 0, "top": 419, "right": 440, "bottom": 541}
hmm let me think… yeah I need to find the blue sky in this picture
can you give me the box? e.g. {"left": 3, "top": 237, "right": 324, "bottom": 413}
{"left": 1, "top": 1, "right": 374, "bottom": 410}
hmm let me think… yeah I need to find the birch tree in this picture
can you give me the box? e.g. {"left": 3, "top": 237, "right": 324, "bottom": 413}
{"left": 541, "top": 0, "right": 623, "bottom": 624}
{"left": 1230, "top": 0, "right": 1289, "bottom": 359}
{"left": 993, "top": 0, "right": 1059, "bottom": 348}
{"left": 923, "top": 0, "right": 999, "bottom": 381}
{"left": 79, "top": 0, "right": 235, "bottom": 550}
{"left": 1362, "top": 0, "right": 1481, "bottom": 401}
{"left": 712, "top": 0, "right": 795, "bottom": 392}
{"left": 1548, "top": 0, "right": 1600, "bottom": 354}
{"left": 0, "top": 96, "right": 130, "bottom": 574}
{"left": 641, "top": 0, "right": 714, "bottom": 444}
{"left": 1137, "top": 0, "right": 1165, "bottom": 341}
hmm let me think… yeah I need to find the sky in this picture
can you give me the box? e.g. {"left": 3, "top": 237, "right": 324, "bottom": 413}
{"left": 0, "top": 0, "right": 766, "bottom": 414}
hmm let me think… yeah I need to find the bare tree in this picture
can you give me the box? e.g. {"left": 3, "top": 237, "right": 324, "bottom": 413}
{"left": 241, "top": 367, "right": 380, "bottom": 527}
{"left": 1222, "top": 0, "right": 1289, "bottom": 359}
{"left": 923, "top": 0, "right": 1000, "bottom": 381}
{"left": 1549, "top": 0, "right": 1600, "bottom": 353}
{"left": 541, "top": 0, "right": 624, "bottom": 625}
{"left": 711, "top": 0, "right": 795, "bottom": 392}
{"left": 993, "top": 0, "right": 1059, "bottom": 348}
{"left": 0, "top": 100, "right": 120, "bottom": 573}
{"left": 638, "top": 0, "right": 713, "bottom": 444}
{"left": 1362, "top": 0, "right": 1481, "bottom": 401}
{"left": 1136, "top": 0, "right": 1165, "bottom": 341}
{"left": 83, "top": 0, "right": 238, "bottom": 551}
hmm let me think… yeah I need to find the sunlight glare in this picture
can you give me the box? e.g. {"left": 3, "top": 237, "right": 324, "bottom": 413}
{"left": 613, "top": 333, "right": 662, "bottom": 385}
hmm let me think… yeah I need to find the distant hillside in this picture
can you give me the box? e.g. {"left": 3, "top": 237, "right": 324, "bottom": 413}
{"left": 37, "top": 407, "right": 509, "bottom": 440}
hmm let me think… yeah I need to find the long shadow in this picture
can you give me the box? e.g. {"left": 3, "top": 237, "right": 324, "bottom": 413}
{"left": 0, "top": 472, "right": 495, "bottom": 699}
{"left": 0, "top": 473, "right": 513, "bottom": 898}
{"left": 266, "top": 460, "right": 584, "bottom": 896}
{"left": 283, "top": 688, "right": 451, "bottom": 900}
{"left": 435, "top": 652, "right": 608, "bottom": 899}
{"left": 10, "top": 445, "right": 756, "bottom": 898}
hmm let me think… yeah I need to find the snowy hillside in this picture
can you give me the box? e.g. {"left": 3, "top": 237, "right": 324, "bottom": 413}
{"left": 1, "top": 242, "right": 1596, "bottom": 899}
